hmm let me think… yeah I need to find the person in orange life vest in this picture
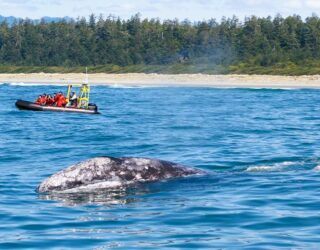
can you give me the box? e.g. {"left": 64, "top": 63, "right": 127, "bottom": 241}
{"left": 61, "top": 94, "right": 67, "bottom": 107}
{"left": 35, "top": 95, "right": 42, "bottom": 105}
{"left": 56, "top": 92, "right": 67, "bottom": 107}
{"left": 39, "top": 94, "right": 47, "bottom": 105}
{"left": 46, "top": 95, "right": 54, "bottom": 106}
{"left": 53, "top": 93, "right": 59, "bottom": 106}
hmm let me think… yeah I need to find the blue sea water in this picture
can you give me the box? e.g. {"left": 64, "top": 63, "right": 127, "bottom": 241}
{"left": 1, "top": 83, "right": 320, "bottom": 249}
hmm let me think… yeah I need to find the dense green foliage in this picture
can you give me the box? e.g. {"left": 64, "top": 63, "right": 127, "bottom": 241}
{"left": 1, "top": 14, "right": 320, "bottom": 74}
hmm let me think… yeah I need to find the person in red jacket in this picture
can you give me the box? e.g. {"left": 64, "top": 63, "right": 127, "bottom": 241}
{"left": 56, "top": 92, "right": 67, "bottom": 107}
{"left": 61, "top": 94, "right": 67, "bottom": 107}
{"left": 37, "top": 94, "right": 47, "bottom": 105}
{"left": 35, "top": 95, "right": 42, "bottom": 105}
{"left": 46, "top": 95, "right": 54, "bottom": 106}
{"left": 53, "top": 93, "right": 59, "bottom": 106}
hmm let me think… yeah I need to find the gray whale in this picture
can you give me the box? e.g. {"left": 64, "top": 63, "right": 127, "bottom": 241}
{"left": 37, "top": 157, "right": 204, "bottom": 193}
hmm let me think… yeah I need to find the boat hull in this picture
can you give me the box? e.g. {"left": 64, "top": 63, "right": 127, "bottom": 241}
{"left": 15, "top": 100, "right": 100, "bottom": 114}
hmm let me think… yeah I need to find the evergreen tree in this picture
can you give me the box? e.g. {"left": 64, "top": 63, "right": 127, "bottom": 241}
{"left": 0, "top": 14, "right": 319, "bottom": 69}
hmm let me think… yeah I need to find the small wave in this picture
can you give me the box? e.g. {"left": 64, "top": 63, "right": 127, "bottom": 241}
{"left": 246, "top": 166, "right": 277, "bottom": 172}
{"left": 7, "top": 82, "right": 68, "bottom": 86}
{"left": 106, "top": 83, "right": 161, "bottom": 89}
{"left": 107, "top": 84, "right": 140, "bottom": 89}
{"left": 313, "top": 166, "right": 320, "bottom": 171}
{"left": 0, "top": 82, "right": 68, "bottom": 86}
{"left": 242, "top": 87, "right": 299, "bottom": 91}
{"left": 197, "top": 85, "right": 300, "bottom": 90}
{"left": 264, "top": 88, "right": 297, "bottom": 90}
{"left": 57, "top": 180, "right": 127, "bottom": 193}
{"left": 246, "top": 161, "right": 297, "bottom": 172}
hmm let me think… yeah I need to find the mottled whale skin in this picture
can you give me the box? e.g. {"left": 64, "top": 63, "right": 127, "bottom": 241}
{"left": 37, "top": 157, "right": 204, "bottom": 193}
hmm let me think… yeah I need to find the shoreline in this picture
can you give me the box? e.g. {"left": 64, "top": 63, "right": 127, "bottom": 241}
{"left": 1, "top": 73, "right": 320, "bottom": 88}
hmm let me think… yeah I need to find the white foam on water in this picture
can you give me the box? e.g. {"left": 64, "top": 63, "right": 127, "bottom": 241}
{"left": 6, "top": 82, "right": 68, "bottom": 86}
{"left": 246, "top": 161, "right": 297, "bottom": 172}
{"left": 246, "top": 166, "right": 277, "bottom": 172}
{"left": 313, "top": 165, "right": 320, "bottom": 171}
{"left": 106, "top": 83, "right": 162, "bottom": 89}
{"left": 1, "top": 81, "right": 302, "bottom": 89}
{"left": 57, "top": 180, "right": 129, "bottom": 193}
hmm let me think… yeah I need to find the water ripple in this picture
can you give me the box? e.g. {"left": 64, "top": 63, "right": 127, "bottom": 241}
{"left": 1, "top": 86, "right": 320, "bottom": 248}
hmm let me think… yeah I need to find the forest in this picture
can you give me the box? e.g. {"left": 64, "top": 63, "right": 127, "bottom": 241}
{"left": 1, "top": 14, "right": 320, "bottom": 74}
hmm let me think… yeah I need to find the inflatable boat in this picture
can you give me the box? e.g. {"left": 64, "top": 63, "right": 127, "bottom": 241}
{"left": 15, "top": 100, "right": 100, "bottom": 114}
{"left": 16, "top": 68, "right": 101, "bottom": 114}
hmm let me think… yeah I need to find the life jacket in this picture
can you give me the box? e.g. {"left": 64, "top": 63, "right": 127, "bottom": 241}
{"left": 53, "top": 94, "right": 60, "bottom": 105}
{"left": 61, "top": 96, "right": 67, "bottom": 106}
{"left": 35, "top": 97, "right": 42, "bottom": 105}
{"left": 56, "top": 95, "right": 67, "bottom": 107}
{"left": 46, "top": 97, "right": 54, "bottom": 106}
{"left": 39, "top": 96, "right": 47, "bottom": 105}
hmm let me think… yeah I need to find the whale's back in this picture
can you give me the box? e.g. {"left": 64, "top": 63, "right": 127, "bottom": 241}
{"left": 37, "top": 157, "right": 203, "bottom": 193}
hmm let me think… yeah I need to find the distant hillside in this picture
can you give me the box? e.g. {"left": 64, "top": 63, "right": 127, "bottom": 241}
{"left": 0, "top": 15, "right": 72, "bottom": 25}
{"left": 34, "top": 16, "right": 73, "bottom": 24}
{"left": 0, "top": 15, "right": 21, "bottom": 25}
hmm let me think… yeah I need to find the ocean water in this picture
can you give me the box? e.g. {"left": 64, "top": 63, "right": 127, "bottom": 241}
{"left": 1, "top": 83, "right": 320, "bottom": 249}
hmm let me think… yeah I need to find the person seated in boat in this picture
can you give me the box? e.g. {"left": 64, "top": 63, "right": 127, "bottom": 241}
{"left": 36, "top": 94, "right": 47, "bottom": 105}
{"left": 46, "top": 95, "right": 54, "bottom": 106}
{"left": 68, "top": 92, "right": 78, "bottom": 107}
{"left": 53, "top": 92, "right": 62, "bottom": 106}
{"left": 35, "top": 95, "right": 42, "bottom": 105}
{"left": 56, "top": 92, "right": 67, "bottom": 107}
{"left": 53, "top": 93, "right": 59, "bottom": 105}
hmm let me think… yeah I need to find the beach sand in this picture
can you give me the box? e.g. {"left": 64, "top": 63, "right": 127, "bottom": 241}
{"left": 1, "top": 73, "right": 320, "bottom": 88}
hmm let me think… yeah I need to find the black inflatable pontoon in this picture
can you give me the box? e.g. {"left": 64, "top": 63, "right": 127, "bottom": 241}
{"left": 15, "top": 100, "right": 100, "bottom": 114}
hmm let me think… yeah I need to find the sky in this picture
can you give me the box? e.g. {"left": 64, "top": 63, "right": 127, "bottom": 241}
{"left": 0, "top": 0, "right": 320, "bottom": 20}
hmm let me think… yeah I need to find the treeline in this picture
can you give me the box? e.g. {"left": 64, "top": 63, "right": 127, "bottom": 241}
{"left": 1, "top": 14, "right": 320, "bottom": 73}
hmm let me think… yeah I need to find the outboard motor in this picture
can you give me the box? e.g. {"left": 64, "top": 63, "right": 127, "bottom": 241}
{"left": 88, "top": 103, "right": 98, "bottom": 112}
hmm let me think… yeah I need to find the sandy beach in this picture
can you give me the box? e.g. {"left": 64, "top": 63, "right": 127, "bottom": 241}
{"left": 1, "top": 73, "right": 320, "bottom": 88}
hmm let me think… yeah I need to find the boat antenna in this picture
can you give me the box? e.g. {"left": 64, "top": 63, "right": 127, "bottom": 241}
{"left": 84, "top": 67, "right": 89, "bottom": 84}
